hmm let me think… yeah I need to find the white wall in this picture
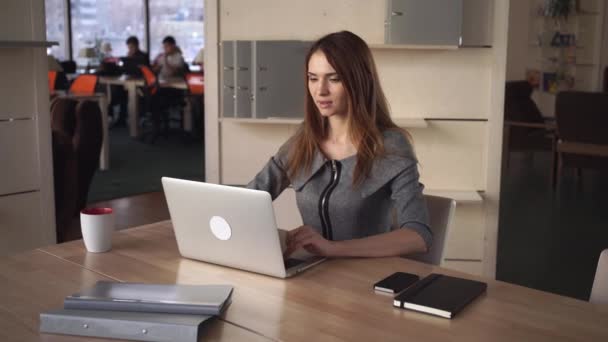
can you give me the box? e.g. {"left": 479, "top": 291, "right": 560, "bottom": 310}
{"left": 506, "top": 0, "right": 530, "bottom": 81}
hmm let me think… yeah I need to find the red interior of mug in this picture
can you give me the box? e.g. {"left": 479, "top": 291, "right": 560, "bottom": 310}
{"left": 81, "top": 207, "right": 113, "bottom": 215}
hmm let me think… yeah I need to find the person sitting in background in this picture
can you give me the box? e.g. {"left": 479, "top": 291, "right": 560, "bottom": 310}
{"left": 125, "top": 36, "right": 149, "bottom": 66}
{"left": 144, "top": 36, "right": 186, "bottom": 143}
{"left": 152, "top": 36, "right": 186, "bottom": 80}
{"left": 108, "top": 36, "right": 150, "bottom": 128}
{"left": 100, "top": 42, "right": 118, "bottom": 63}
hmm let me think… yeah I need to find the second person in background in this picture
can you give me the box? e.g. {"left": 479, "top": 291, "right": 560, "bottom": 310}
{"left": 152, "top": 36, "right": 187, "bottom": 79}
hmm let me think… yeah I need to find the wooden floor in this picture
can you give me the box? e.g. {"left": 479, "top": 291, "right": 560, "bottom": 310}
{"left": 89, "top": 191, "right": 170, "bottom": 230}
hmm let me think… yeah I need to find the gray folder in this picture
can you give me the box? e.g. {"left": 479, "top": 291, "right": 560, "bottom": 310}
{"left": 40, "top": 309, "right": 212, "bottom": 342}
{"left": 65, "top": 282, "right": 233, "bottom": 315}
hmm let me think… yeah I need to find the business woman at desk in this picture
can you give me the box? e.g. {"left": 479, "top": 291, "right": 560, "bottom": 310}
{"left": 247, "top": 31, "right": 432, "bottom": 259}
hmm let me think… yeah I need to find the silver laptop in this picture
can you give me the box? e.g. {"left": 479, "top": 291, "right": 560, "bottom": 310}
{"left": 161, "top": 177, "right": 325, "bottom": 278}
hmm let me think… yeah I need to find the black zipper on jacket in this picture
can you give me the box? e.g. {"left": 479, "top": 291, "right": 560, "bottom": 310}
{"left": 318, "top": 160, "right": 341, "bottom": 240}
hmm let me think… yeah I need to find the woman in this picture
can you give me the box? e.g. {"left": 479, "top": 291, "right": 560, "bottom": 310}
{"left": 247, "top": 31, "right": 431, "bottom": 258}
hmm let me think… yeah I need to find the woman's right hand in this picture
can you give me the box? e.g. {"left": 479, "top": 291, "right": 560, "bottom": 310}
{"left": 284, "top": 225, "right": 337, "bottom": 257}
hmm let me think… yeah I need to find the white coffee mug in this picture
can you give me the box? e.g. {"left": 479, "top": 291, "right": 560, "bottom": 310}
{"left": 80, "top": 207, "right": 115, "bottom": 253}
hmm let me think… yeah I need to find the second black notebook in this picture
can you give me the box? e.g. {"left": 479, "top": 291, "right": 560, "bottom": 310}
{"left": 393, "top": 273, "right": 486, "bottom": 319}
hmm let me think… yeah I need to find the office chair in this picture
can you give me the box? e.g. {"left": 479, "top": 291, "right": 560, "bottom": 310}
{"left": 50, "top": 98, "right": 103, "bottom": 242}
{"left": 503, "top": 81, "right": 556, "bottom": 173}
{"left": 554, "top": 91, "right": 608, "bottom": 188}
{"left": 590, "top": 249, "right": 608, "bottom": 305}
{"left": 48, "top": 71, "right": 57, "bottom": 92}
{"left": 69, "top": 74, "right": 98, "bottom": 95}
{"left": 185, "top": 73, "right": 205, "bottom": 139}
{"left": 60, "top": 60, "right": 77, "bottom": 74}
{"left": 405, "top": 195, "right": 456, "bottom": 265}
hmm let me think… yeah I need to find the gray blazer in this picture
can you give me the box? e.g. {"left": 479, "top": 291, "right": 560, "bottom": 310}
{"left": 247, "top": 129, "right": 432, "bottom": 250}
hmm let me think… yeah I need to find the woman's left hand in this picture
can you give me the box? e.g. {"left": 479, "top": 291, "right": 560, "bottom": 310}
{"left": 284, "top": 225, "right": 337, "bottom": 257}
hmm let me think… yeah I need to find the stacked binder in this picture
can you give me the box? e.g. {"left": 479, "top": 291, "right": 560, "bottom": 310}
{"left": 40, "top": 281, "right": 234, "bottom": 342}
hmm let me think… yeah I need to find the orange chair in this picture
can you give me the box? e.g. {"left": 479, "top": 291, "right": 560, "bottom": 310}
{"left": 139, "top": 65, "right": 158, "bottom": 95}
{"left": 185, "top": 73, "right": 204, "bottom": 95}
{"left": 185, "top": 73, "right": 204, "bottom": 139}
{"left": 48, "top": 71, "right": 57, "bottom": 92}
{"left": 69, "top": 74, "right": 98, "bottom": 95}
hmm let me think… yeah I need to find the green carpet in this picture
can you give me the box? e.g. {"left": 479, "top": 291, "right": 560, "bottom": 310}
{"left": 87, "top": 126, "right": 205, "bottom": 203}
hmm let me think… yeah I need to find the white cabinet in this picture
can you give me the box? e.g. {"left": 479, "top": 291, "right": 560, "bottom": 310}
{"left": 0, "top": 0, "right": 35, "bottom": 41}
{"left": 0, "top": 48, "right": 37, "bottom": 117}
{"left": 0, "top": 120, "right": 40, "bottom": 195}
{"left": 0, "top": 192, "right": 48, "bottom": 254}
{"left": 0, "top": 0, "right": 56, "bottom": 256}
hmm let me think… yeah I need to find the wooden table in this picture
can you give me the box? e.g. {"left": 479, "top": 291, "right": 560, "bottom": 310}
{"left": 99, "top": 76, "right": 144, "bottom": 138}
{"left": 99, "top": 76, "right": 191, "bottom": 136}
{"left": 4, "top": 220, "right": 608, "bottom": 341}
{"left": 0, "top": 250, "right": 269, "bottom": 341}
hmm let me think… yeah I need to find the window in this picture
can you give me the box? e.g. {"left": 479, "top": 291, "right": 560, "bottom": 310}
{"left": 45, "top": 0, "right": 68, "bottom": 60}
{"left": 149, "top": 0, "right": 204, "bottom": 63}
{"left": 44, "top": 1, "right": 204, "bottom": 65}
{"left": 70, "top": 0, "right": 146, "bottom": 64}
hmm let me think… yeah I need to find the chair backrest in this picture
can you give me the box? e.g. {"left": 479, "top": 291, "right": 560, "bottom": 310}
{"left": 555, "top": 91, "right": 608, "bottom": 145}
{"left": 48, "top": 71, "right": 57, "bottom": 92}
{"left": 590, "top": 249, "right": 608, "bottom": 305}
{"left": 504, "top": 81, "right": 544, "bottom": 123}
{"left": 50, "top": 97, "right": 78, "bottom": 136}
{"left": 139, "top": 65, "right": 158, "bottom": 95}
{"left": 407, "top": 195, "right": 456, "bottom": 265}
{"left": 69, "top": 74, "right": 98, "bottom": 95}
{"left": 73, "top": 100, "right": 103, "bottom": 213}
{"left": 604, "top": 66, "right": 608, "bottom": 93}
{"left": 185, "top": 73, "right": 204, "bottom": 95}
{"left": 60, "top": 60, "right": 77, "bottom": 74}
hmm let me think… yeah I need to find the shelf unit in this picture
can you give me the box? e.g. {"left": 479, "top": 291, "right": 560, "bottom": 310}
{"left": 220, "top": 117, "right": 429, "bottom": 128}
{"left": 220, "top": 117, "right": 302, "bottom": 125}
{"left": 423, "top": 189, "right": 483, "bottom": 203}
{"left": 368, "top": 44, "right": 458, "bottom": 50}
{"left": 526, "top": 0, "right": 604, "bottom": 95}
{"left": 0, "top": 40, "right": 58, "bottom": 48}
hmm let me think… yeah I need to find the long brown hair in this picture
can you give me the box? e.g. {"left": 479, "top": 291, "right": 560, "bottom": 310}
{"left": 286, "top": 31, "right": 404, "bottom": 185}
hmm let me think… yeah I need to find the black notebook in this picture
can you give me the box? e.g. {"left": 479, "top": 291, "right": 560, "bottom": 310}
{"left": 393, "top": 273, "right": 486, "bottom": 319}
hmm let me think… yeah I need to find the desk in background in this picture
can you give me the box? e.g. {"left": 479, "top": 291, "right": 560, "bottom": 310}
{"left": 2, "top": 220, "right": 605, "bottom": 341}
{"left": 99, "top": 76, "right": 191, "bottom": 137}
{"left": 98, "top": 76, "right": 144, "bottom": 138}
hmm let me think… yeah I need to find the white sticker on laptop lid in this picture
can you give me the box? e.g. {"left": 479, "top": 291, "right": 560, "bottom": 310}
{"left": 209, "top": 216, "right": 232, "bottom": 241}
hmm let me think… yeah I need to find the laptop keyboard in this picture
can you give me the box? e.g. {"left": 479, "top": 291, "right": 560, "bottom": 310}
{"left": 284, "top": 258, "right": 305, "bottom": 269}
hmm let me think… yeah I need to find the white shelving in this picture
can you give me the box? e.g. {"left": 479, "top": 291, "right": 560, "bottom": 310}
{"left": 220, "top": 117, "right": 302, "bottom": 125}
{"left": 423, "top": 189, "right": 483, "bottom": 204}
{"left": 221, "top": 117, "right": 429, "bottom": 128}
{"left": 393, "top": 118, "right": 428, "bottom": 128}
{"left": 0, "top": 40, "right": 58, "bottom": 48}
{"left": 369, "top": 44, "right": 458, "bottom": 50}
